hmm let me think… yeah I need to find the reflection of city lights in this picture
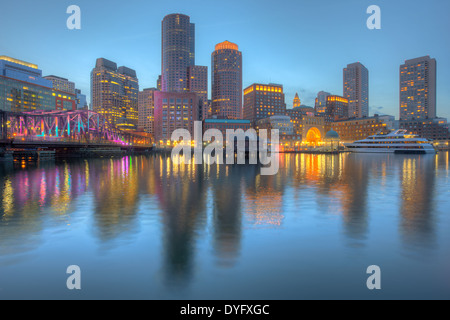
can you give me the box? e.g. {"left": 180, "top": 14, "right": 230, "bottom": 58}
{"left": 2, "top": 178, "right": 14, "bottom": 216}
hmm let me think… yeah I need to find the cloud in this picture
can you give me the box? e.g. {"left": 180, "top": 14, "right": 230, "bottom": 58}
{"left": 370, "top": 105, "right": 385, "bottom": 115}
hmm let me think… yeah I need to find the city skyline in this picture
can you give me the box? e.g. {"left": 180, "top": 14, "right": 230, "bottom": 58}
{"left": 0, "top": 0, "right": 449, "bottom": 120}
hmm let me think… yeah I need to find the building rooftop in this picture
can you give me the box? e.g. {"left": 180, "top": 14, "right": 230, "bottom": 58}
{"left": 0, "top": 55, "right": 38, "bottom": 69}
{"left": 204, "top": 118, "right": 250, "bottom": 124}
{"left": 44, "top": 75, "right": 69, "bottom": 81}
{"left": 215, "top": 41, "right": 239, "bottom": 51}
{"left": 325, "top": 130, "right": 340, "bottom": 140}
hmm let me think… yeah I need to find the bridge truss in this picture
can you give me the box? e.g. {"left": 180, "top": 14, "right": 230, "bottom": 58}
{"left": 0, "top": 110, "right": 153, "bottom": 147}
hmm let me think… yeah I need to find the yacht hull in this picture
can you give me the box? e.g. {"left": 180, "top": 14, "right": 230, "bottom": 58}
{"left": 345, "top": 146, "right": 436, "bottom": 154}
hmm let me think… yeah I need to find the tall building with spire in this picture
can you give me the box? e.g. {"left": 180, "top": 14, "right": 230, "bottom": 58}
{"left": 293, "top": 93, "right": 301, "bottom": 108}
{"left": 211, "top": 41, "right": 242, "bottom": 119}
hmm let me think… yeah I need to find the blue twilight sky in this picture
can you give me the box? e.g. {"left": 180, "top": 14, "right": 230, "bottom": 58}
{"left": 0, "top": 0, "right": 449, "bottom": 119}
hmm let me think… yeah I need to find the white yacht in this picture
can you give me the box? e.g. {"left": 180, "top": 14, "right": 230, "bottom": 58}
{"left": 345, "top": 130, "right": 436, "bottom": 154}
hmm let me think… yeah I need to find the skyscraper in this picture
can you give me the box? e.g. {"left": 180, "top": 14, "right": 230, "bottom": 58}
{"left": 161, "top": 13, "right": 195, "bottom": 93}
{"left": 343, "top": 62, "right": 369, "bottom": 119}
{"left": 91, "top": 58, "right": 139, "bottom": 130}
{"left": 400, "top": 56, "right": 437, "bottom": 121}
{"left": 211, "top": 41, "right": 242, "bottom": 119}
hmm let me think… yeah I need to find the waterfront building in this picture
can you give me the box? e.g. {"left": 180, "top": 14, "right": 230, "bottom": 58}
{"left": 257, "top": 115, "right": 294, "bottom": 136}
{"left": 243, "top": 83, "right": 286, "bottom": 124}
{"left": 315, "top": 91, "right": 331, "bottom": 115}
{"left": 256, "top": 115, "right": 302, "bottom": 151}
{"left": 211, "top": 41, "right": 242, "bottom": 119}
{"left": 203, "top": 118, "right": 251, "bottom": 138}
{"left": 300, "top": 115, "right": 328, "bottom": 146}
{"left": 161, "top": 13, "right": 195, "bottom": 93}
{"left": 187, "top": 65, "right": 208, "bottom": 120}
{"left": 153, "top": 91, "right": 199, "bottom": 142}
{"left": 343, "top": 62, "right": 369, "bottom": 118}
{"left": 138, "top": 88, "right": 158, "bottom": 134}
{"left": 331, "top": 115, "right": 395, "bottom": 143}
{"left": 400, "top": 56, "right": 436, "bottom": 121}
{"left": 286, "top": 106, "right": 315, "bottom": 135}
{"left": 0, "top": 56, "right": 76, "bottom": 112}
{"left": 91, "top": 58, "right": 139, "bottom": 131}
{"left": 400, "top": 118, "right": 450, "bottom": 141}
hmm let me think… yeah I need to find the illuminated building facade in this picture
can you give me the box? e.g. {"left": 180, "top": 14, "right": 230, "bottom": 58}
{"left": 343, "top": 62, "right": 369, "bottom": 118}
{"left": 400, "top": 56, "right": 436, "bottom": 121}
{"left": 300, "top": 115, "right": 328, "bottom": 146}
{"left": 315, "top": 91, "right": 331, "bottom": 115}
{"left": 161, "top": 13, "right": 195, "bottom": 93}
{"left": 243, "top": 83, "right": 286, "bottom": 123}
{"left": 187, "top": 65, "right": 208, "bottom": 120}
{"left": 0, "top": 56, "right": 76, "bottom": 112}
{"left": 91, "top": 58, "right": 139, "bottom": 131}
{"left": 153, "top": 91, "right": 199, "bottom": 141}
{"left": 325, "top": 95, "right": 349, "bottom": 121}
{"left": 138, "top": 88, "right": 157, "bottom": 134}
{"left": 331, "top": 115, "right": 395, "bottom": 143}
{"left": 211, "top": 41, "right": 242, "bottom": 119}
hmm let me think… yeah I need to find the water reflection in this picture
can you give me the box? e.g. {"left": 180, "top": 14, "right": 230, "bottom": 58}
{"left": 154, "top": 155, "right": 208, "bottom": 284}
{"left": 399, "top": 155, "right": 436, "bottom": 250}
{"left": 0, "top": 152, "right": 446, "bottom": 284}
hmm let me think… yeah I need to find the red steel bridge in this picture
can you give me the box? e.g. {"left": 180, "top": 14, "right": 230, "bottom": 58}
{"left": 0, "top": 110, "right": 153, "bottom": 150}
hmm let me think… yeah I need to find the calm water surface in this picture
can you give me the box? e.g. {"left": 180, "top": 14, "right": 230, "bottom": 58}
{"left": 0, "top": 152, "right": 449, "bottom": 300}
